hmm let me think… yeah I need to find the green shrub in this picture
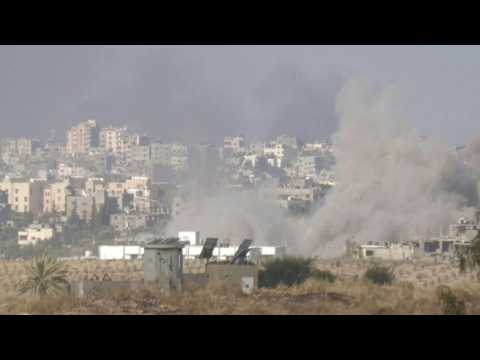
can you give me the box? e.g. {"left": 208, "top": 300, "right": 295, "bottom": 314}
{"left": 436, "top": 286, "right": 466, "bottom": 315}
{"left": 311, "top": 269, "right": 336, "bottom": 283}
{"left": 364, "top": 264, "right": 395, "bottom": 285}
{"left": 259, "top": 257, "right": 314, "bottom": 288}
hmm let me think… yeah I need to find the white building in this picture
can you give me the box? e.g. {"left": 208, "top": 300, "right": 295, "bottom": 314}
{"left": 224, "top": 136, "right": 246, "bottom": 155}
{"left": 263, "top": 142, "right": 295, "bottom": 168}
{"left": 57, "top": 163, "right": 89, "bottom": 178}
{"left": 357, "top": 243, "right": 414, "bottom": 260}
{"left": 178, "top": 231, "right": 200, "bottom": 245}
{"left": 98, "top": 245, "right": 144, "bottom": 260}
{"left": 18, "top": 224, "right": 55, "bottom": 246}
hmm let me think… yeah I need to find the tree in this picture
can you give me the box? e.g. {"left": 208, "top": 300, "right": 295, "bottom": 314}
{"left": 364, "top": 263, "right": 396, "bottom": 285}
{"left": 456, "top": 235, "right": 480, "bottom": 273}
{"left": 67, "top": 202, "right": 81, "bottom": 227}
{"left": 17, "top": 252, "right": 70, "bottom": 298}
{"left": 259, "top": 257, "right": 314, "bottom": 288}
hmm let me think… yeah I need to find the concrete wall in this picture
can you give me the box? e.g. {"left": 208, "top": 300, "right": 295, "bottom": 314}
{"left": 206, "top": 263, "right": 258, "bottom": 293}
{"left": 69, "top": 280, "right": 144, "bottom": 298}
{"left": 183, "top": 273, "right": 208, "bottom": 291}
{"left": 184, "top": 258, "right": 207, "bottom": 274}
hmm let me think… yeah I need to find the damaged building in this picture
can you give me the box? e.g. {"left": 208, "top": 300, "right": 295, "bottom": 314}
{"left": 345, "top": 212, "right": 480, "bottom": 261}
{"left": 421, "top": 215, "right": 480, "bottom": 258}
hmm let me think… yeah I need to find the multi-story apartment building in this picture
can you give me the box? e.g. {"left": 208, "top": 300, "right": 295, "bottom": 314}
{"left": 0, "top": 137, "right": 40, "bottom": 157}
{"left": 66, "top": 119, "right": 99, "bottom": 155}
{"left": 150, "top": 143, "right": 171, "bottom": 166}
{"left": 275, "top": 135, "right": 299, "bottom": 149}
{"left": 57, "top": 163, "right": 89, "bottom": 178}
{"left": 297, "top": 154, "right": 324, "bottom": 178}
{"left": 99, "top": 126, "right": 128, "bottom": 154}
{"left": 85, "top": 177, "right": 106, "bottom": 194}
{"left": 224, "top": 136, "right": 246, "bottom": 155}
{"left": 128, "top": 145, "right": 150, "bottom": 163}
{"left": 263, "top": 142, "right": 296, "bottom": 168}
{"left": 0, "top": 178, "right": 45, "bottom": 215}
{"left": 66, "top": 189, "right": 106, "bottom": 223}
{"left": 110, "top": 213, "right": 152, "bottom": 232}
{"left": 43, "top": 179, "right": 70, "bottom": 213}
{"left": 124, "top": 176, "right": 151, "bottom": 213}
{"left": 107, "top": 181, "right": 127, "bottom": 209}
{"left": 17, "top": 138, "right": 40, "bottom": 157}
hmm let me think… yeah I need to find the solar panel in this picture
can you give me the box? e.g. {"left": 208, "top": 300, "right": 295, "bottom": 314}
{"left": 231, "top": 239, "right": 253, "bottom": 264}
{"left": 199, "top": 238, "right": 218, "bottom": 259}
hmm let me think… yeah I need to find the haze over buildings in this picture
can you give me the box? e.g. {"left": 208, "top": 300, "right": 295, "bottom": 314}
{"left": 0, "top": 46, "right": 480, "bottom": 260}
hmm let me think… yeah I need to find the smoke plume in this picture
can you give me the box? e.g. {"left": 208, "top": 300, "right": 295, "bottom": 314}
{"left": 305, "top": 78, "right": 479, "bottom": 257}
{"left": 166, "top": 187, "right": 305, "bottom": 253}
{"left": 166, "top": 78, "right": 480, "bottom": 258}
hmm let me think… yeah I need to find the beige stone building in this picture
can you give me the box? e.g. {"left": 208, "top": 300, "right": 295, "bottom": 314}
{"left": 16, "top": 138, "right": 40, "bottom": 157}
{"left": 99, "top": 126, "right": 145, "bottom": 160}
{"left": 57, "top": 163, "right": 89, "bottom": 178}
{"left": 66, "top": 190, "right": 106, "bottom": 223}
{"left": 0, "top": 137, "right": 40, "bottom": 157}
{"left": 107, "top": 181, "right": 127, "bottom": 209}
{"left": 99, "top": 126, "right": 127, "bottom": 153}
{"left": 43, "top": 179, "right": 70, "bottom": 214}
{"left": 125, "top": 176, "right": 151, "bottom": 213}
{"left": 66, "top": 119, "right": 99, "bottom": 155}
{"left": 128, "top": 145, "right": 150, "bottom": 163}
{"left": 0, "top": 178, "right": 44, "bottom": 215}
{"left": 150, "top": 143, "right": 171, "bottom": 166}
{"left": 85, "top": 177, "right": 105, "bottom": 194}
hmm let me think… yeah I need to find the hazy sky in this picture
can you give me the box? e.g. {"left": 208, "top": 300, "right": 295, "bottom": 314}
{"left": 0, "top": 45, "right": 479, "bottom": 146}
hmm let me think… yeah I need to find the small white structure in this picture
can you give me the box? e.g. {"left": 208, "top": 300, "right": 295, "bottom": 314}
{"left": 98, "top": 245, "right": 144, "bottom": 260}
{"left": 250, "top": 246, "right": 286, "bottom": 258}
{"left": 18, "top": 224, "right": 54, "bottom": 247}
{"left": 178, "top": 231, "right": 200, "bottom": 246}
{"left": 182, "top": 244, "right": 286, "bottom": 261}
{"left": 180, "top": 245, "right": 237, "bottom": 260}
{"left": 359, "top": 243, "right": 414, "bottom": 260}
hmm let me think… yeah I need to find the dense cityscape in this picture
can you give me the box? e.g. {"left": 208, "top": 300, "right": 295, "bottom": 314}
{"left": 2, "top": 45, "right": 480, "bottom": 315}
{"left": 0, "top": 119, "right": 336, "bottom": 259}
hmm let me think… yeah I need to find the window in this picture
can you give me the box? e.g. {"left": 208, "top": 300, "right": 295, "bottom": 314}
{"left": 24, "top": 197, "right": 28, "bottom": 202}
{"left": 366, "top": 250, "right": 374, "bottom": 257}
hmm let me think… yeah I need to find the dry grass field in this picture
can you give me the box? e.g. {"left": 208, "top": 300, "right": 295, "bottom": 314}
{"left": 0, "top": 259, "right": 144, "bottom": 297}
{"left": 1, "top": 257, "right": 480, "bottom": 314}
{"left": 314, "top": 258, "right": 478, "bottom": 289}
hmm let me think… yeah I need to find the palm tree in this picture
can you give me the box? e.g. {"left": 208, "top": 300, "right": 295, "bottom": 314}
{"left": 17, "top": 252, "right": 70, "bottom": 297}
